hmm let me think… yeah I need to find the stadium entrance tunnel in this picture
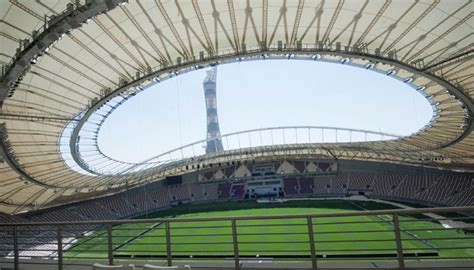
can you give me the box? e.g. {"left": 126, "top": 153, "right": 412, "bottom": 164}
{"left": 60, "top": 51, "right": 454, "bottom": 179}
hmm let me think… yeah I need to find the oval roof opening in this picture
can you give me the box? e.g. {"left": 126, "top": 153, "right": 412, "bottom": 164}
{"left": 95, "top": 60, "right": 433, "bottom": 163}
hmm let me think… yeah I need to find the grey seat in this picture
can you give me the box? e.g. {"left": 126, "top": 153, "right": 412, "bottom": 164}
{"left": 92, "top": 263, "right": 136, "bottom": 270}
{"left": 143, "top": 264, "right": 191, "bottom": 270}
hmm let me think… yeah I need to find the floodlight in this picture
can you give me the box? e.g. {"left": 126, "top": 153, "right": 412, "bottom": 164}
{"left": 365, "top": 63, "right": 374, "bottom": 69}
{"left": 416, "top": 86, "right": 426, "bottom": 91}
{"left": 386, "top": 70, "right": 396, "bottom": 76}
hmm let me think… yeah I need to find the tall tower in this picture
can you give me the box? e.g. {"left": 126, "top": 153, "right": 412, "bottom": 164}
{"left": 203, "top": 67, "right": 224, "bottom": 153}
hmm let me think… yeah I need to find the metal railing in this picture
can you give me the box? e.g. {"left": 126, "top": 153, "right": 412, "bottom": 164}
{"left": 0, "top": 206, "right": 473, "bottom": 270}
{"left": 113, "top": 126, "right": 401, "bottom": 175}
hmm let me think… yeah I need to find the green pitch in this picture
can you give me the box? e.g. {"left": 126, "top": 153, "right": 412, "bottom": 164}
{"left": 64, "top": 200, "right": 473, "bottom": 260}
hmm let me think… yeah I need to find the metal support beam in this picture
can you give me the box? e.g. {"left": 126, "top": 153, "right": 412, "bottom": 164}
{"left": 107, "top": 224, "right": 114, "bottom": 265}
{"left": 307, "top": 216, "right": 318, "bottom": 269}
{"left": 57, "top": 227, "right": 63, "bottom": 270}
{"left": 392, "top": 213, "right": 405, "bottom": 270}
{"left": 422, "top": 49, "right": 474, "bottom": 71}
{"left": 0, "top": 124, "right": 61, "bottom": 188}
{"left": 0, "top": 0, "right": 127, "bottom": 101}
{"left": 166, "top": 221, "right": 172, "bottom": 266}
{"left": 231, "top": 219, "right": 240, "bottom": 270}
{"left": 0, "top": 111, "right": 75, "bottom": 123}
{"left": 13, "top": 226, "right": 19, "bottom": 270}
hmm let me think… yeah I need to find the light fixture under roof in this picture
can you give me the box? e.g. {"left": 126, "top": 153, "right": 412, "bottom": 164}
{"left": 386, "top": 70, "right": 396, "bottom": 76}
{"left": 416, "top": 86, "right": 426, "bottom": 92}
{"left": 365, "top": 63, "right": 375, "bottom": 69}
{"left": 403, "top": 77, "right": 413, "bottom": 83}
{"left": 312, "top": 54, "right": 321, "bottom": 60}
{"left": 340, "top": 58, "right": 350, "bottom": 64}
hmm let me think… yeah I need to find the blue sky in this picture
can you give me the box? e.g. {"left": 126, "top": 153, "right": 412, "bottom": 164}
{"left": 98, "top": 60, "right": 432, "bottom": 163}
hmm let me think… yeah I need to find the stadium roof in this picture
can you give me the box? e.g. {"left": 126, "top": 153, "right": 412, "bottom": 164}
{"left": 0, "top": 0, "right": 472, "bottom": 214}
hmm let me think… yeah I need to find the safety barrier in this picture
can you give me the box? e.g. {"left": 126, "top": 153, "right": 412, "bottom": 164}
{"left": 0, "top": 206, "right": 473, "bottom": 270}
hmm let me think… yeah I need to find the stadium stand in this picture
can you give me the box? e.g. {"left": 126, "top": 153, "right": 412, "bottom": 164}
{"left": 230, "top": 184, "right": 246, "bottom": 199}
{"left": 347, "top": 172, "right": 375, "bottom": 191}
{"left": 283, "top": 177, "right": 299, "bottom": 195}
{"left": 147, "top": 189, "right": 172, "bottom": 209}
{"left": 298, "top": 177, "right": 313, "bottom": 195}
{"left": 217, "top": 182, "right": 231, "bottom": 199}
{"left": 188, "top": 183, "right": 205, "bottom": 202}
{"left": 168, "top": 184, "right": 190, "bottom": 202}
{"left": 371, "top": 173, "right": 404, "bottom": 197}
{"left": 5, "top": 160, "right": 470, "bottom": 229}
{"left": 313, "top": 176, "right": 331, "bottom": 195}
{"left": 330, "top": 174, "right": 349, "bottom": 195}
{"left": 202, "top": 183, "right": 218, "bottom": 201}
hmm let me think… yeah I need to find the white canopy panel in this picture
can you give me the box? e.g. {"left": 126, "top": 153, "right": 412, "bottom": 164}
{"left": 0, "top": 0, "right": 472, "bottom": 213}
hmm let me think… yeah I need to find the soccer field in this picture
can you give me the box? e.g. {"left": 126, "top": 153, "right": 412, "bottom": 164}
{"left": 64, "top": 200, "right": 473, "bottom": 260}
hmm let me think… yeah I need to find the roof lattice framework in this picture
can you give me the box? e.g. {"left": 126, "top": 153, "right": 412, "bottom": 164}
{"left": 0, "top": 0, "right": 472, "bottom": 214}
